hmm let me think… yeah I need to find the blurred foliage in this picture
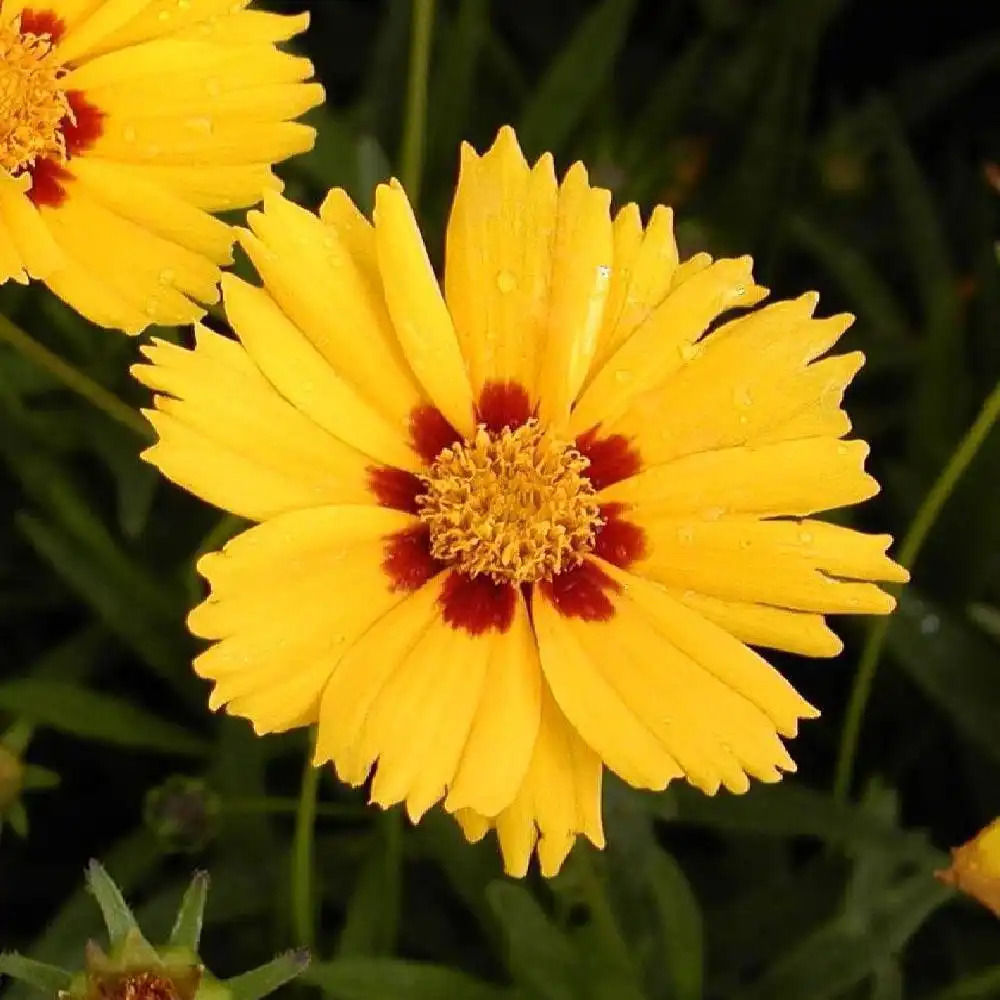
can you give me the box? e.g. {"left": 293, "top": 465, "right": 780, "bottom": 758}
{"left": 2, "top": 1, "right": 1000, "bottom": 998}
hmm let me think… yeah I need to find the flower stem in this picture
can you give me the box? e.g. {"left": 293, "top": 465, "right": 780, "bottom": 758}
{"left": 291, "top": 733, "right": 320, "bottom": 948}
{"left": 574, "top": 846, "right": 636, "bottom": 985}
{"left": 834, "top": 376, "right": 1000, "bottom": 801}
{"left": 399, "top": 0, "right": 437, "bottom": 207}
{"left": 0, "top": 312, "right": 150, "bottom": 440}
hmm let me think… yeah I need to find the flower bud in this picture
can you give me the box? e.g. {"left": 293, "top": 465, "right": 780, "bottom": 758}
{"left": 144, "top": 777, "right": 221, "bottom": 854}
{"left": 936, "top": 817, "right": 1000, "bottom": 918}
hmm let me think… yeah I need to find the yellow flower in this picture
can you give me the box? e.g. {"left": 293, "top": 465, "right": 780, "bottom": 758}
{"left": 937, "top": 818, "right": 1000, "bottom": 917}
{"left": 133, "top": 126, "right": 908, "bottom": 877}
{"left": 0, "top": 0, "right": 322, "bottom": 333}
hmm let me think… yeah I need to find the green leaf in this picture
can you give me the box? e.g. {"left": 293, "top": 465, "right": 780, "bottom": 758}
{"left": 886, "top": 590, "right": 1000, "bottom": 766}
{"left": 931, "top": 965, "right": 1000, "bottom": 1000}
{"left": 86, "top": 860, "right": 141, "bottom": 945}
{"left": 169, "top": 872, "right": 210, "bottom": 952}
{"left": 5, "top": 800, "right": 29, "bottom": 837}
{"left": 658, "top": 784, "right": 941, "bottom": 865}
{"left": 517, "top": 0, "right": 637, "bottom": 158}
{"left": 736, "top": 871, "right": 950, "bottom": 1000}
{"left": 485, "top": 882, "right": 577, "bottom": 1000}
{"left": 337, "top": 813, "right": 402, "bottom": 957}
{"left": 0, "top": 679, "right": 208, "bottom": 756}
{"left": 0, "top": 954, "right": 73, "bottom": 993}
{"left": 16, "top": 511, "right": 191, "bottom": 691}
{"left": 304, "top": 959, "right": 514, "bottom": 1000}
{"left": 226, "top": 951, "right": 310, "bottom": 1000}
{"left": 21, "top": 764, "right": 60, "bottom": 792}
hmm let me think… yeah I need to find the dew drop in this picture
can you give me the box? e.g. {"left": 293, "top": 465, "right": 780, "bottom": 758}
{"left": 158, "top": 268, "right": 176, "bottom": 286}
{"left": 734, "top": 386, "right": 753, "bottom": 408}
{"left": 144, "top": 297, "right": 160, "bottom": 317}
{"left": 496, "top": 269, "right": 517, "bottom": 293}
{"left": 738, "top": 414, "right": 749, "bottom": 426}
{"left": 836, "top": 443, "right": 849, "bottom": 455}
{"left": 205, "top": 77, "right": 222, "bottom": 98}
{"left": 157, "top": 8, "right": 170, "bottom": 21}
{"left": 596, "top": 264, "right": 611, "bottom": 282}
{"left": 122, "top": 125, "right": 137, "bottom": 142}
{"left": 733, "top": 283, "right": 746, "bottom": 298}
{"left": 679, "top": 342, "right": 699, "bottom": 362}
{"left": 177, "top": 0, "right": 192, "bottom": 8}
{"left": 188, "top": 116, "right": 214, "bottom": 134}
{"left": 799, "top": 530, "right": 813, "bottom": 544}
{"left": 613, "top": 369, "right": 633, "bottom": 384}
{"left": 702, "top": 506, "right": 726, "bottom": 521}
{"left": 676, "top": 526, "right": 694, "bottom": 544}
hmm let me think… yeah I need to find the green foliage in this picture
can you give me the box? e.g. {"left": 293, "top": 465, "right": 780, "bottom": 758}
{"left": 2, "top": 3, "right": 1000, "bottom": 1000}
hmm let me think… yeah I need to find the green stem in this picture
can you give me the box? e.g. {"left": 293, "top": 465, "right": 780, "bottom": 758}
{"left": 834, "top": 376, "right": 1000, "bottom": 801}
{"left": 0, "top": 312, "right": 150, "bottom": 440}
{"left": 399, "top": 0, "right": 437, "bottom": 206}
{"left": 574, "top": 846, "right": 636, "bottom": 984}
{"left": 291, "top": 733, "right": 320, "bottom": 948}
{"left": 225, "top": 796, "right": 365, "bottom": 820}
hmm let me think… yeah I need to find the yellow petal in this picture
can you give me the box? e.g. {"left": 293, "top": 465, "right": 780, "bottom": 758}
{"left": 445, "top": 591, "right": 542, "bottom": 816}
{"left": 532, "top": 583, "right": 682, "bottom": 790}
{"left": 937, "top": 818, "right": 1000, "bottom": 918}
{"left": 669, "top": 590, "right": 844, "bottom": 658}
{"left": 241, "top": 192, "right": 424, "bottom": 426}
{"left": 68, "top": 157, "right": 234, "bottom": 263}
{"left": 374, "top": 179, "right": 475, "bottom": 435}
{"left": 313, "top": 574, "right": 445, "bottom": 780}
{"left": 585, "top": 203, "right": 678, "bottom": 387}
{"left": 0, "top": 180, "right": 63, "bottom": 280}
{"left": 443, "top": 128, "right": 558, "bottom": 399}
{"left": 602, "top": 438, "right": 879, "bottom": 518}
{"left": 600, "top": 562, "right": 818, "bottom": 738}
{"left": 222, "top": 275, "right": 418, "bottom": 470}
{"left": 110, "top": 162, "right": 282, "bottom": 212}
{"left": 467, "top": 689, "right": 604, "bottom": 879}
{"left": 365, "top": 617, "right": 491, "bottom": 822}
{"left": 134, "top": 326, "right": 372, "bottom": 520}
{"left": 190, "top": 506, "right": 413, "bottom": 734}
{"left": 43, "top": 256, "right": 148, "bottom": 332}
{"left": 571, "top": 255, "right": 767, "bottom": 434}
{"left": 632, "top": 516, "right": 905, "bottom": 615}
{"left": 609, "top": 298, "right": 860, "bottom": 463}
{"left": 56, "top": 0, "right": 159, "bottom": 63}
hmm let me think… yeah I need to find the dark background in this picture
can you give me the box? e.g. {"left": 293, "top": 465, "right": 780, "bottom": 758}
{"left": 2, "top": 2, "right": 1000, "bottom": 998}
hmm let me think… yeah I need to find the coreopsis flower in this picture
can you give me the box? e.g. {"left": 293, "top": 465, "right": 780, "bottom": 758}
{"left": 0, "top": 861, "right": 308, "bottom": 1000}
{"left": 0, "top": 0, "right": 322, "bottom": 332}
{"left": 133, "top": 127, "right": 907, "bottom": 877}
{"left": 937, "top": 819, "right": 1000, "bottom": 917}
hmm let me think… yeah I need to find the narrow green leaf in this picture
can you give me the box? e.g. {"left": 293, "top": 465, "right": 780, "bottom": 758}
{"left": 736, "top": 872, "right": 950, "bottom": 1000}
{"left": 6, "top": 801, "right": 28, "bottom": 837}
{"left": 0, "top": 954, "right": 73, "bottom": 993}
{"left": 486, "top": 882, "right": 577, "bottom": 1000}
{"left": 20, "top": 765, "right": 60, "bottom": 792}
{"left": 931, "top": 965, "right": 1000, "bottom": 1000}
{"left": 0, "top": 679, "right": 207, "bottom": 756}
{"left": 517, "top": 0, "right": 636, "bottom": 157}
{"left": 304, "top": 958, "right": 513, "bottom": 1000}
{"left": 658, "top": 784, "right": 941, "bottom": 866}
{"left": 169, "top": 872, "right": 210, "bottom": 952}
{"left": 86, "top": 860, "right": 141, "bottom": 944}
{"left": 226, "top": 951, "right": 310, "bottom": 1000}
{"left": 337, "top": 813, "right": 401, "bottom": 957}
{"left": 887, "top": 590, "right": 1000, "bottom": 766}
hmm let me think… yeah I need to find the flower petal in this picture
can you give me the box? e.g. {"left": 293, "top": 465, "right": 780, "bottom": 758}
{"left": 632, "top": 516, "right": 906, "bottom": 615}
{"left": 190, "top": 505, "right": 417, "bottom": 734}
{"left": 443, "top": 127, "right": 558, "bottom": 400}
{"left": 537, "top": 162, "right": 613, "bottom": 430}
{"left": 240, "top": 191, "right": 424, "bottom": 426}
{"left": 570, "top": 255, "right": 767, "bottom": 435}
{"left": 133, "top": 325, "right": 373, "bottom": 520}
{"left": 445, "top": 590, "right": 542, "bottom": 816}
{"left": 602, "top": 438, "right": 879, "bottom": 518}
{"left": 0, "top": 176, "right": 63, "bottom": 281}
{"left": 374, "top": 179, "right": 475, "bottom": 436}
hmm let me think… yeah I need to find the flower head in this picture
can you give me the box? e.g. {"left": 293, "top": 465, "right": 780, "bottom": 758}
{"left": 0, "top": 862, "right": 308, "bottom": 1000}
{"left": 0, "top": 0, "right": 323, "bottom": 333}
{"left": 0, "top": 721, "right": 59, "bottom": 837}
{"left": 133, "top": 126, "right": 907, "bottom": 877}
{"left": 937, "top": 818, "right": 1000, "bottom": 917}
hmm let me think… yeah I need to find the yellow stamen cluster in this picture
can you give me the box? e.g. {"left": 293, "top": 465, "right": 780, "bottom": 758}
{"left": 418, "top": 420, "right": 603, "bottom": 584}
{"left": 0, "top": 16, "right": 71, "bottom": 175}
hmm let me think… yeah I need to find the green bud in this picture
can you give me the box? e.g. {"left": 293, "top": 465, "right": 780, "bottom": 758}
{"left": 144, "top": 778, "right": 221, "bottom": 854}
{"left": 0, "top": 863, "right": 309, "bottom": 1000}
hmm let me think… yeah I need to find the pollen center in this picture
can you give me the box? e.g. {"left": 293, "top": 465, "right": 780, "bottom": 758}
{"left": 417, "top": 420, "right": 603, "bottom": 584}
{"left": 0, "top": 17, "right": 71, "bottom": 175}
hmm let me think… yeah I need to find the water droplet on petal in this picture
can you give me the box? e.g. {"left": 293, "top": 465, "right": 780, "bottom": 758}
{"left": 122, "top": 125, "right": 137, "bottom": 142}
{"left": 177, "top": 0, "right": 192, "bottom": 9}
{"left": 679, "top": 342, "right": 699, "bottom": 362}
{"left": 158, "top": 268, "right": 175, "bottom": 285}
{"left": 703, "top": 506, "right": 725, "bottom": 521}
{"left": 496, "top": 269, "right": 517, "bottom": 293}
{"left": 157, "top": 8, "right": 170, "bottom": 21}
{"left": 188, "top": 116, "right": 214, "bottom": 134}
{"left": 734, "top": 386, "right": 753, "bottom": 408}
{"left": 799, "top": 530, "right": 813, "bottom": 543}
{"left": 676, "top": 526, "right": 694, "bottom": 544}
{"left": 205, "top": 77, "right": 222, "bottom": 98}
{"left": 613, "top": 369, "right": 632, "bottom": 384}
{"left": 837, "top": 443, "right": 849, "bottom": 455}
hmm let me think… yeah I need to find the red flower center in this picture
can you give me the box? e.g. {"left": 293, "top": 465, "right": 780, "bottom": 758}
{"left": 0, "top": 8, "right": 104, "bottom": 207}
{"left": 370, "top": 381, "right": 648, "bottom": 633}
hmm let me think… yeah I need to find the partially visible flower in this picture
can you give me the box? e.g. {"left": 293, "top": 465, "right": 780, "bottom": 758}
{"left": 0, "top": 721, "right": 59, "bottom": 837}
{"left": 0, "top": 862, "right": 308, "bottom": 1000}
{"left": 144, "top": 776, "right": 221, "bottom": 854}
{"left": 133, "top": 126, "right": 906, "bottom": 877}
{"left": 937, "top": 818, "right": 1000, "bottom": 917}
{"left": 0, "top": 0, "right": 323, "bottom": 333}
